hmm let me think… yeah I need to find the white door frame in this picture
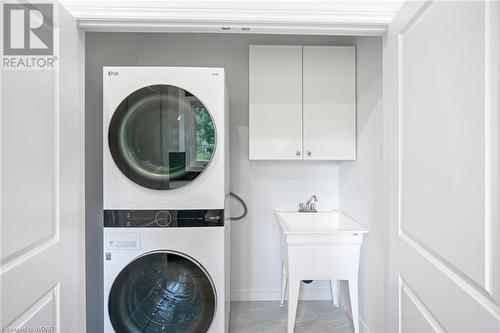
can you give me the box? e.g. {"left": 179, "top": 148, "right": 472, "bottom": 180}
{"left": 63, "top": 2, "right": 394, "bottom": 332}
{"left": 68, "top": 1, "right": 500, "bottom": 332}
{"left": 61, "top": 1, "right": 399, "bottom": 36}
{"left": 65, "top": 1, "right": 398, "bottom": 332}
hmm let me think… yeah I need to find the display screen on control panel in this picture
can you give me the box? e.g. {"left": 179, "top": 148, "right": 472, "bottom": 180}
{"left": 104, "top": 209, "right": 224, "bottom": 227}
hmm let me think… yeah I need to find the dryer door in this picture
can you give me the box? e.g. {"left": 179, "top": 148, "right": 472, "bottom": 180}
{"left": 108, "top": 85, "right": 216, "bottom": 190}
{"left": 108, "top": 251, "right": 216, "bottom": 333}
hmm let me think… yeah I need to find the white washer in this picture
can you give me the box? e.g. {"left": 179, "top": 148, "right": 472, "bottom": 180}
{"left": 103, "top": 66, "right": 227, "bottom": 210}
{"left": 103, "top": 210, "right": 230, "bottom": 333}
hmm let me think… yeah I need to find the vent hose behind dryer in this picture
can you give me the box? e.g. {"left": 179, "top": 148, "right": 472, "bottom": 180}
{"left": 229, "top": 192, "right": 248, "bottom": 221}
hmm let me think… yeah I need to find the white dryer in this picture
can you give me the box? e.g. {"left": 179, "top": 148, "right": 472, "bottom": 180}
{"left": 103, "top": 66, "right": 228, "bottom": 209}
{"left": 103, "top": 209, "right": 229, "bottom": 333}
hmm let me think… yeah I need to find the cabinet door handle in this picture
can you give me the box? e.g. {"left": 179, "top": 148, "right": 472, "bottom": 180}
{"left": 296, "top": 151, "right": 301, "bottom": 156}
{"left": 307, "top": 151, "right": 311, "bottom": 156}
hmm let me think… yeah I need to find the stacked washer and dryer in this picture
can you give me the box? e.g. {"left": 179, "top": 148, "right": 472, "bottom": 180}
{"left": 103, "top": 67, "right": 230, "bottom": 333}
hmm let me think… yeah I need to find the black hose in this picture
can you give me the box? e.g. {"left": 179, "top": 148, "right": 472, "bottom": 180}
{"left": 229, "top": 192, "right": 248, "bottom": 221}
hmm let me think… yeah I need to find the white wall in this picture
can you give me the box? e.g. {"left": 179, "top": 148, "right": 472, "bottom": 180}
{"left": 339, "top": 37, "right": 384, "bottom": 332}
{"left": 229, "top": 157, "right": 339, "bottom": 300}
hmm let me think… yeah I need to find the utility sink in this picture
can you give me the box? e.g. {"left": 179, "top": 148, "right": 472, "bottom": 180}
{"left": 275, "top": 210, "right": 369, "bottom": 235}
{"left": 275, "top": 209, "right": 369, "bottom": 333}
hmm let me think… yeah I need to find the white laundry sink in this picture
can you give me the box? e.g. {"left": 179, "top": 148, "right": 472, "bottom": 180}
{"left": 274, "top": 209, "right": 369, "bottom": 333}
{"left": 275, "top": 210, "right": 369, "bottom": 235}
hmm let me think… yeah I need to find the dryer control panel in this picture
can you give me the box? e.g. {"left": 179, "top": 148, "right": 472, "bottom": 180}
{"left": 104, "top": 209, "right": 224, "bottom": 228}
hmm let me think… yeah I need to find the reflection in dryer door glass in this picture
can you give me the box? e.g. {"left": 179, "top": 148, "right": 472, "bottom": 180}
{"left": 195, "top": 106, "right": 215, "bottom": 162}
{"left": 108, "top": 252, "right": 216, "bottom": 333}
{"left": 108, "top": 85, "right": 216, "bottom": 190}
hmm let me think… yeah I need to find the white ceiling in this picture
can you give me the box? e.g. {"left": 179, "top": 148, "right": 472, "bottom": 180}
{"left": 60, "top": 1, "right": 405, "bottom": 35}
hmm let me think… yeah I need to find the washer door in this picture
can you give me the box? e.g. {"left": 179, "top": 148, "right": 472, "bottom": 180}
{"left": 108, "top": 85, "right": 216, "bottom": 190}
{"left": 108, "top": 251, "right": 216, "bottom": 333}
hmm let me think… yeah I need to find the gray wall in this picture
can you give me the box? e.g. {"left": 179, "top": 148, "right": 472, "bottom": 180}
{"left": 85, "top": 32, "right": 382, "bottom": 331}
{"left": 339, "top": 37, "right": 384, "bottom": 332}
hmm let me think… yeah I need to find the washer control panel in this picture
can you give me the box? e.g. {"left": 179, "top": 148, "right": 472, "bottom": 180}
{"left": 104, "top": 209, "right": 224, "bottom": 228}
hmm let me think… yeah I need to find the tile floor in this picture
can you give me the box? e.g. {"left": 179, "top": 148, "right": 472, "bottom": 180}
{"left": 229, "top": 301, "right": 354, "bottom": 333}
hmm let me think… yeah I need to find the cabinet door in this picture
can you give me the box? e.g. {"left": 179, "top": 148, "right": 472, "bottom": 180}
{"left": 249, "top": 45, "right": 303, "bottom": 160}
{"left": 303, "top": 46, "right": 356, "bottom": 160}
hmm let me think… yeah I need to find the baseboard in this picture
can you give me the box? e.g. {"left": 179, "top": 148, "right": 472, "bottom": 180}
{"left": 359, "top": 317, "right": 373, "bottom": 333}
{"left": 230, "top": 290, "right": 279, "bottom": 301}
{"left": 336, "top": 287, "right": 373, "bottom": 333}
{"left": 230, "top": 287, "right": 332, "bottom": 302}
{"left": 342, "top": 310, "right": 372, "bottom": 333}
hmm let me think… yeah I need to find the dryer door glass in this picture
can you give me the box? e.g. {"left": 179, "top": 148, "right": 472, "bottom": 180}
{"left": 108, "top": 251, "right": 216, "bottom": 333}
{"left": 108, "top": 85, "right": 216, "bottom": 190}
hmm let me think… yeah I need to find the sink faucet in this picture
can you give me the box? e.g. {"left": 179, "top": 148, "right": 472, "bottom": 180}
{"left": 299, "top": 195, "right": 318, "bottom": 212}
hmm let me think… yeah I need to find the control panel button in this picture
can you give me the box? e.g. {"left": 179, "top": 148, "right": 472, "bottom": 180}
{"left": 154, "top": 211, "right": 171, "bottom": 227}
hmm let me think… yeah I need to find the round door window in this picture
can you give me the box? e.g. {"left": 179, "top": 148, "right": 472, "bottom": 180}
{"left": 108, "top": 251, "right": 216, "bottom": 333}
{"left": 109, "top": 85, "right": 216, "bottom": 190}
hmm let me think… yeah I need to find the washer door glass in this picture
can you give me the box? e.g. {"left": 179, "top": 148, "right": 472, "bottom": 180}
{"left": 109, "top": 85, "right": 216, "bottom": 190}
{"left": 108, "top": 252, "right": 216, "bottom": 333}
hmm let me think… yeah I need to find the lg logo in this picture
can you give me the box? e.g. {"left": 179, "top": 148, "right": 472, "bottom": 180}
{"left": 3, "top": 3, "right": 53, "bottom": 55}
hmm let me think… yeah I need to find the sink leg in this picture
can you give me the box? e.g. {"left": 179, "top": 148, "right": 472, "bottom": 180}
{"left": 287, "top": 280, "right": 300, "bottom": 333}
{"left": 280, "top": 262, "right": 287, "bottom": 307}
{"left": 348, "top": 278, "right": 359, "bottom": 333}
{"left": 330, "top": 280, "right": 340, "bottom": 307}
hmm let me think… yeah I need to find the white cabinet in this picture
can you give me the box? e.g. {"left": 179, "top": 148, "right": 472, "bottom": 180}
{"left": 249, "top": 45, "right": 303, "bottom": 160}
{"left": 249, "top": 45, "right": 356, "bottom": 160}
{"left": 303, "top": 46, "right": 356, "bottom": 160}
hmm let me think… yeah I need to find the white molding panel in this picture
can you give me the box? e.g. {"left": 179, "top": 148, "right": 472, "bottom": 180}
{"left": 5, "top": 285, "right": 60, "bottom": 332}
{"left": 399, "top": 278, "right": 445, "bottom": 333}
{"left": 59, "top": 0, "right": 403, "bottom": 35}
